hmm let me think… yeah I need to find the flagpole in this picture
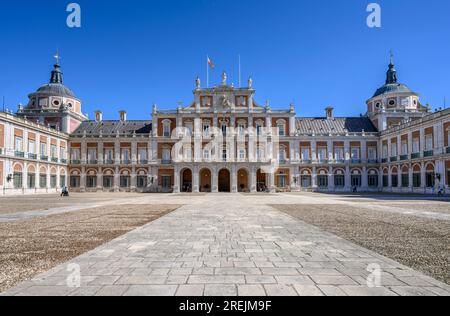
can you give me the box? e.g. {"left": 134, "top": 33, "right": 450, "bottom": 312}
{"left": 206, "top": 55, "right": 209, "bottom": 88}
{"left": 238, "top": 54, "right": 241, "bottom": 88}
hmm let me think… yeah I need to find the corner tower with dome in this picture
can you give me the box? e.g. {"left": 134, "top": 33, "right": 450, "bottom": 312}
{"left": 366, "top": 54, "right": 429, "bottom": 131}
{"left": 17, "top": 53, "right": 87, "bottom": 133}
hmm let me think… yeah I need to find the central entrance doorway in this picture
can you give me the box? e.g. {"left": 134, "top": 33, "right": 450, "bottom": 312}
{"left": 218, "top": 168, "right": 231, "bottom": 192}
{"left": 181, "top": 169, "right": 192, "bottom": 192}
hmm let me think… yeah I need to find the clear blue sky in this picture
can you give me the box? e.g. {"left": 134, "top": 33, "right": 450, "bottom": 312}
{"left": 0, "top": 0, "right": 449, "bottom": 120}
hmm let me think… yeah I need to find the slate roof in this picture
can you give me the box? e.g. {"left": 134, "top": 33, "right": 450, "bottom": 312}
{"left": 72, "top": 120, "right": 152, "bottom": 136}
{"left": 296, "top": 117, "right": 378, "bottom": 134}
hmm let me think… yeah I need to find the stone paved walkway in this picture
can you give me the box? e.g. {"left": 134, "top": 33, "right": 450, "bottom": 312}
{"left": 2, "top": 194, "right": 450, "bottom": 296}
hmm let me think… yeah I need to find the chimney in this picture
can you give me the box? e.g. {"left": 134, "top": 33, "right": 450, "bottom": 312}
{"left": 119, "top": 110, "right": 127, "bottom": 121}
{"left": 95, "top": 110, "right": 103, "bottom": 122}
{"left": 325, "top": 106, "right": 334, "bottom": 119}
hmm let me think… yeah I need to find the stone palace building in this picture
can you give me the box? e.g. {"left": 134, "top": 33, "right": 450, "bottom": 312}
{"left": 0, "top": 56, "right": 449, "bottom": 195}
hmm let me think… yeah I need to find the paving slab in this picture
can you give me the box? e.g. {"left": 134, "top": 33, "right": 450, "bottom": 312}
{"left": 2, "top": 194, "right": 450, "bottom": 296}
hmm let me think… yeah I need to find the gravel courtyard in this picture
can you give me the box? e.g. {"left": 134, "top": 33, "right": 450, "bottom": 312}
{"left": 1, "top": 192, "right": 449, "bottom": 296}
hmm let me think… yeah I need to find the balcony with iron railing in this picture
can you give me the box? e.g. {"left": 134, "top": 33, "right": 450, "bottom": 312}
{"left": 317, "top": 159, "right": 329, "bottom": 164}
{"left": 104, "top": 159, "right": 114, "bottom": 164}
{"left": 301, "top": 159, "right": 312, "bottom": 165}
{"left": 121, "top": 160, "right": 132, "bottom": 165}
{"left": 368, "top": 159, "right": 379, "bottom": 164}
{"left": 381, "top": 158, "right": 388, "bottom": 164}
{"left": 138, "top": 159, "right": 148, "bottom": 165}
{"left": 87, "top": 159, "right": 98, "bottom": 165}
{"left": 15, "top": 151, "right": 25, "bottom": 158}
{"left": 334, "top": 159, "right": 345, "bottom": 164}
{"left": 411, "top": 152, "right": 420, "bottom": 159}
{"left": 447, "top": 147, "right": 450, "bottom": 154}
{"left": 424, "top": 150, "right": 434, "bottom": 158}
{"left": 40, "top": 155, "right": 48, "bottom": 161}
{"left": 28, "top": 153, "right": 37, "bottom": 160}
{"left": 51, "top": 157, "right": 59, "bottom": 163}
{"left": 71, "top": 159, "right": 81, "bottom": 165}
{"left": 390, "top": 156, "right": 398, "bottom": 162}
{"left": 400, "top": 154, "right": 409, "bottom": 161}
{"left": 60, "top": 159, "right": 67, "bottom": 164}
{"left": 351, "top": 159, "right": 361, "bottom": 164}
{"left": 161, "top": 159, "right": 172, "bottom": 165}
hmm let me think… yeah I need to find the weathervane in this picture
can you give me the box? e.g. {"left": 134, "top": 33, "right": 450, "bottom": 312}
{"left": 54, "top": 49, "right": 61, "bottom": 65}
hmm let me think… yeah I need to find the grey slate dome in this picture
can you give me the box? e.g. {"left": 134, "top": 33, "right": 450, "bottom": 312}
{"left": 372, "top": 60, "right": 417, "bottom": 98}
{"left": 372, "top": 83, "right": 414, "bottom": 98}
{"left": 32, "top": 62, "right": 77, "bottom": 98}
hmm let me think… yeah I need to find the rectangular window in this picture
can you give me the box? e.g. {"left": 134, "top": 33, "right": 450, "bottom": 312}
{"left": 13, "top": 172, "right": 23, "bottom": 189}
{"left": 50, "top": 175, "right": 57, "bottom": 188}
{"left": 86, "top": 176, "right": 97, "bottom": 188}
{"left": 368, "top": 147, "right": 377, "bottom": 160}
{"left": 28, "top": 141, "right": 35, "bottom": 154}
{"left": 28, "top": 174, "right": 35, "bottom": 188}
{"left": 104, "top": 149, "right": 114, "bottom": 162}
{"left": 161, "top": 176, "right": 171, "bottom": 189}
{"left": 88, "top": 148, "right": 97, "bottom": 162}
{"left": 71, "top": 148, "right": 80, "bottom": 161}
{"left": 103, "top": 176, "right": 114, "bottom": 188}
{"left": 203, "top": 124, "right": 210, "bottom": 137}
{"left": 334, "top": 147, "right": 344, "bottom": 160}
{"left": 391, "top": 144, "right": 397, "bottom": 157}
{"left": 413, "top": 173, "right": 421, "bottom": 188}
{"left": 120, "top": 176, "right": 130, "bottom": 188}
{"left": 222, "top": 149, "right": 227, "bottom": 162}
{"left": 39, "top": 174, "right": 47, "bottom": 188}
{"left": 382, "top": 145, "right": 388, "bottom": 158}
{"left": 203, "top": 149, "right": 210, "bottom": 160}
{"left": 137, "top": 176, "right": 147, "bottom": 188}
{"left": 15, "top": 137, "right": 23, "bottom": 151}
{"left": 40, "top": 143, "right": 47, "bottom": 156}
{"left": 278, "top": 124, "right": 285, "bottom": 136}
{"left": 60, "top": 147, "right": 66, "bottom": 160}
{"left": 368, "top": 175, "right": 378, "bottom": 187}
{"left": 383, "top": 175, "right": 389, "bottom": 187}
{"left": 334, "top": 175, "right": 345, "bottom": 187}
{"left": 163, "top": 124, "right": 170, "bottom": 137}
{"left": 426, "top": 172, "right": 435, "bottom": 188}
{"left": 402, "top": 173, "right": 409, "bottom": 187}
{"left": 351, "top": 148, "right": 360, "bottom": 159}
{"left": 256, "top": 124, "right": 262, "bottom": 136}
{"left": 425, "top": 135, "right": 433, "bottom": 151}
{"left": 391, "top": 174, "right": 398, "bottom": 187}
{"left": 318, "top": 175, "right": 328, "bottom": 188}
{"left": 122, "top": 149, "right": 130, "bottom": 163}
{"left": 70, "top": 176, "right": 80, "bottom": 188}
{"left": 401, "top": 141, "right": 408, "bottom": 155}
{"left": 301, "top": 148, "right": 310, "bottom": 160}
{"left": 412, "top": 139, "right": 420, "bottom": 153}
{"left": 138, "top": 149, "right": 147, "bottom": 162}
{"left": 60, "top": 176, "right": 66, "bottom": 188}
{"left": 51, "top": 145, "right": 57, "bottom": 158}
{"left": 318, "top": 148, "right": 327, "bottom": 161}
{"left": 239, "top": 149, "right": 246, "bottom": 161}
{"left": 301, "top": 175, "right": 311, "bottom": 188}
{"left": 351, "top": 175, "right": 361, "bottom": 187}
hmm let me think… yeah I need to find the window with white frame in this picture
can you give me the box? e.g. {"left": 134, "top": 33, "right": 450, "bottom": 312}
{"left": 351, "top": 147, "right": 360, "bottom": 159}
{"left": 40, "top": 143, "right": 47, "bottom": 156}
{"left": 71, "top": 148, "right": 80, "bottom": 161}
{"left": 60, "top": 147, "right": 66, "bottom": 160}
{"left": 163, "top": 120, "right": 171, "bottom": 137}
{"left": 185, "top": 121, "right": 193, "bottom": 136}
{"left": 222, "top": 148, "right": 228, "bottom": 161}
{"left": 334, "top": 147, "right": 344, "bottom": 160}
{"left": 277, "top": 121, "right": 286, "bottom": 136}
{"left": 104, "top": 149, "right": 114, "bottom": 162}
{"left": 301, "top": 148, "right": 310, "bottom": 160}
{"left": 391, "top": 143, "right": 397, "bottom": 157}
{"left": 51, "top": 145, "right": 57, "bottom": 158}
{"left": 122, "top": 148, "right": 130, "bottom": 162}
{"left": 257, "top": 147, "right": 265, "bottom": 161}
{"left": 238, "top": 148, "right": 246, "bottom": 161}
{"left": 279, "top": 146, "right": 287, "bottom": 161}
{"left": 256, "top": 122, "right": 263, "bottom": 136}
{"left": 368, "top": 147, "right": 377, "bottom": 160}
{"left": 203, "top": 149, "right": 210, "bottom": 160}
{"left": 238, "top": 121, "right": 246, "bottom": 135}
{"left": 87, "top": 148, "right": 97, "bottom": 161}
{"left": 425, "top": 134, "right": 433, "bottom": 151}
{"left": 138, "top": 148, "right": 147, "bottom": 162}
{"left": 221, "top": 122, "right": 227, "bottom": 137}
{"left": 15, "top": 137, "right": 23, "bottom": 151}
{"left": 401, "top": 141, "right": 408, "bottom": 155}
{"left": 183, "top": 146, "right": 192, "bottom": 161}
{"left": 382, "top": 145, "right": 388, "bottom": 158}
{"left": 318, "top": 148, "right": 327, "bottom": 161}
{"left": 28, "top": 140, "right": 35, "bottom": 154}
{"left": 162, "top": 148, "right": 171, "bottom": 161}
{"left": 412, "top": 138, "right": 420, "bottom": 153}
{"left": 203, "top": 122, "right": 210, "bottom": 137}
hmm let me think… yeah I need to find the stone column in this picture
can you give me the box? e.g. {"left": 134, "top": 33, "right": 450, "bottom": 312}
{"left": 114, "top": 166, "right": 120, "bottom": 192}
{"left": 345, "top": 165, "right": 351, "bottom": 191}
{"left": 193, "top": 165, "right": 200, "bottom": 193}
{"left": 328, "top": 166, "right": 334, "bottom": 192}
{"left": 361, "top": 141, "right": 367, "bottom": 162}
{"left": 231, "top": 165, "right": 238, "bottom": 193}
{"left": 97, "top": 168, "right": 103, "bottom": 191}
{"left": 344, "top": 140, "right": 350, "bottom": 161}
{"left": 212, "top": 166, "right": 218, "bottom": 193}
{"left": 98, "top": 141, "right": 104, "bottom": 165}
{"left": 312, "top": 166, "right": 317, "bottom": 189}
{"left": 250, "top": 166, "right": 257, "bottom": 193}
{"left": 173, "top": 165, "right": 180, "bottom": 193}
{"left": 311, "top": 141, "right": 317, "bottom": 162}
{"left": 419, "top": 128, "right": 425, "bottom": 157}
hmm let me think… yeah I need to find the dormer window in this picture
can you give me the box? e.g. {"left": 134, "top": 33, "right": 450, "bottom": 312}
{"left": 389, "top": 100, "right": 396, "bottom": 107}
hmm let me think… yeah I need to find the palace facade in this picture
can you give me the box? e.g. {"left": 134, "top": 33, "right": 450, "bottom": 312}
{"left": 1, "top": 57, "right": 449, "bottom": 195}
